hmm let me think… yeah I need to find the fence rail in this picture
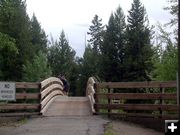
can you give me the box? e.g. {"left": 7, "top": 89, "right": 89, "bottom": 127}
{"left": 0, "top": 82, "right": 41, "bottom": 117}
{"left": 95, "top": 93, "right": 177, "bottom": 100}
{"left": 96, "top": 81, "right": 177, "bottom": 89}
{"left": 93, "top": 80, "right": 178, "bottom": 119}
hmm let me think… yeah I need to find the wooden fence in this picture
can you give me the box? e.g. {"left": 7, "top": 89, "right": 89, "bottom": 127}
{"left": 0, "top": 82, "right": 41, "bottom": 117}
{"left": 94, "top": 81, "right": 179, "bottom": 119}
{"left": 0, "top": 77, "right": 65, "bottom": 117}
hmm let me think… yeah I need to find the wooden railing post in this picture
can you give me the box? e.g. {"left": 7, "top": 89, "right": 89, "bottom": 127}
{"left": 177, "top": 73, "right": 180, "bottom": 119}
{"left": 159, "top": 87, "right": 164, "bottom": 117}
{"left": 39, "top": 83, "right": 42, "bottom": 115}
{"left": 108, "top": 87, "right": 111, "bottom": 118}
{"left": 94, "top": 83, "right": 99, "bottom": 114}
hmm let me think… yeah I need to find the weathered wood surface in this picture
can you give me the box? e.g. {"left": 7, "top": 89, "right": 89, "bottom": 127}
{"left": 95, "top": 112, "right": 178, "bottom": 119}
{"left": 16, "top": 93, "right": 40, "bottom": 99}
{"left": 41, "top": 90, "right": 64, "bottom": 109}
{"left": 95, "top": 93, "right": 177, "bottom": 100}
{"left": 96, "top": 81, "right": 176, "bottom": 89}
{"left": 41, "top": 84, "right": 63, "bottom": 99}
{"left": 0, "top": 112, "right": 40, "bottom": 117}
{"left": 0, "top": 104, "right": 40, "bottom": 110}
{"left": 95, "top": 103, "right": 178, "bottom": 111}
{"left": 41, "top": 77, "right": 63, "bottom": 89}
{"left": 16, "top": 82, "right": 40, "bottom": 89}
{"left": 86, "top": 77, "right": 96, "bottom": 113}
{"left": 44, "top": 96, "right": 91, "bottom": 116}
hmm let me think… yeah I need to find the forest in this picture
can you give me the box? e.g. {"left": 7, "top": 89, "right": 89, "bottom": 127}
{"left": 0, "top": 0, "right": 178, "bottom": 96}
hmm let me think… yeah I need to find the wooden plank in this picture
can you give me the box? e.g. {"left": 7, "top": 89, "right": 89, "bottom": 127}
{"left": 41, "top": 77, "right": 63, "bottom": 89}
{"left": 95, "top": 112, "right": 178, "bottom": 119}
{"left": 16, "top": 93, "right": 40, "bottom": 99}
{"left": 0, "top": 112, "right": 40, "bottom": 117}
{"left": 16, "top": 82, "right": 40, "bottom": 89}
{"left": 177, "top": 74, "right": 180, "bottom": 119}
{"left": 96, "top": 81, "right": 177, "bottom": 89}
{"left": 41, "top": 90, "right": 64, "bottom": 109}
{"left": 108, "top": 88, "right": 111, "bottom": 117}
{"left": 41, "top": 84, "right": 63, "bottom": 99}
{"left": 0, "top": 104, "right": 40, "bottom": 110}
{"left": 95, "top": 103, "right": 178, "bottom": 111}
{"left": 95, "top": 93, "right": 177, "bottom": 100}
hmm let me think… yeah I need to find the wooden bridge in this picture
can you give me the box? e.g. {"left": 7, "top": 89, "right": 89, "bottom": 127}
{"left": 0, "top": 77, "right": 179, "bottom": 131}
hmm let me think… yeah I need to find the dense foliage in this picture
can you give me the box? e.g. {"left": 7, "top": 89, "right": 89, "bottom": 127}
{"left": 0, "top": 0, "right": 177, "bottom": 96}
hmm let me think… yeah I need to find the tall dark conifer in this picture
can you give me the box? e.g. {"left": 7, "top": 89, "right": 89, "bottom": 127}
{"left": 87, "top": 15, "right": 104, "bottom": 76}
{"left": 48, "top": 30, "right": 76, "bottom": 95}
{"left": 30, "top": 14, "right": 47, "bottom": 54}
{"left": 87, "top": 14, "right": 104, "bottom": 54}
{"left": 100, "top": 6, "right": 126, "bottom": 81}
{"left": 125, "top": 0, "right": 153, "bottom": 81}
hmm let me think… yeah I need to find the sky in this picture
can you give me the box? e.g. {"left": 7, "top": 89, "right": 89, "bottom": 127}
{"left": 26, "top": 0, "right": 173, "bottom": 57}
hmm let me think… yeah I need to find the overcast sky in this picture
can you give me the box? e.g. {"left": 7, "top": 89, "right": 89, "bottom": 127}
{"left": 26, "top": 0, "right": 172, "bottom": 57}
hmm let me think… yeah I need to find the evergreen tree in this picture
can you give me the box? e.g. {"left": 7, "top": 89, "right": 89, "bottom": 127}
{"left": 48, "top": 30, "right": 75, "bottom": 76}
{"left": 125, "top": 0, "right": 153, "bottom": 81}
{"left": 48, "top": 30, "right": 76, "bottom": 95}
{"left": 87, "top": 15, "right": 104, "bottom": 76}
{"left": 0, "top": 0, "right": 33, "bottom": 80}
{"left": 30, "top": 13, "right": 47, "bottom": 54}
{"left": 76, "top": 45, "right": 96, "bottom": 96}
{"left": 87, "top": 14, "right": 104, "bottom": 53}
{"left": 100, "top": 6, "right": 126, "bottom": 81}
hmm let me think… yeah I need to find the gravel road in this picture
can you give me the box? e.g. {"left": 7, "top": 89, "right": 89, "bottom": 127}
{"left": 0, "top": 116, "right": 164, "bottom": 135}
{"left": 0, "top": 116, "right": 109, "bottom": 135}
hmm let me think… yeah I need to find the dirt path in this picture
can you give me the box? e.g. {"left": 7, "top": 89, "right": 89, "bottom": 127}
{"left": 0, "top": 116, "right": 164, "bottom": 135}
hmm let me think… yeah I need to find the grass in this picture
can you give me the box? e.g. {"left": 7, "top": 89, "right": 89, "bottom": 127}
{"left": 104, "top": 122, "right": 117, "bottom": 135}
{"left": 0, "top": 117, "right": 28, "bottom": 127}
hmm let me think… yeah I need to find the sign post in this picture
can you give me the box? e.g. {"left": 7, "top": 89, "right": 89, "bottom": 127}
{"left": 0, "top": 82, "right": 16, "bottom": 101}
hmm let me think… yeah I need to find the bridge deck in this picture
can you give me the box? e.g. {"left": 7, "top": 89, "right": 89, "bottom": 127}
{"left": 44, "top": 96, "right": 92, "bottom": 116}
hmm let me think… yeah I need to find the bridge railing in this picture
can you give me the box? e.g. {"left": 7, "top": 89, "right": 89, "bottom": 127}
{"left": 40, "top": 77, "right": 65, "bottom": 115}
{"left": 92, "top": 79, "right": 178, "bottom": 119}
{"left": 0, "top": 82, "right": 41, "bottom": 117}
{"left": 86, "top": 77, "right": 96, "bottom": 113}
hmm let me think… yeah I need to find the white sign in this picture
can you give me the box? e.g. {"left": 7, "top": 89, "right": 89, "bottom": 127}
{"left": 0, "top": 82, "right": 16, "bottom": 101}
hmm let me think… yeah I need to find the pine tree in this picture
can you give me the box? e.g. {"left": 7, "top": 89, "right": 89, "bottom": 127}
{"left": 48, "top": 30, "right": 76, "bottom": 95}
{"left": 87, "top": 15, "right": 104, "bottom": 76}
{"left": 30, "top": 13, "right": 47, "bottom": 54}
{"left": 125, "top": 0, "right": 153, "bottom": 81}
{"left": 87, "top": 14, "right": 104, "bottom": 53}
{"left": 76, "top": 45, "right": 96, "bottom": 96}
{"left": 48, "top": 30, "right": 75, "bottom": 76}
{"left": 100, "top": 6, "right": 126, "bottom": 81}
